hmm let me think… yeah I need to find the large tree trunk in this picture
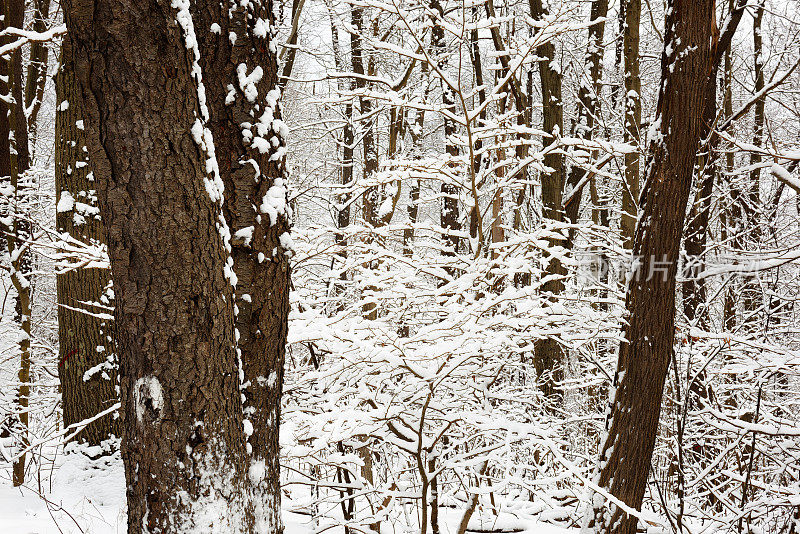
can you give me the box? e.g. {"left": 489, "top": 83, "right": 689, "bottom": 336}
{"left": 55, "top": 34, "right": 119, "bottom": 447}
{"left": 588, "top": 0, "right": 718, "bottom": 531}
{"left": 192, "top": 2, "right": 290, "bottom": 527}
{"left": 529, "top": 0, "right": 565, "bottom": 401}
{"left": 620, "top": 0, "right": 641, "bottom": 250}
{"left": 63, "top": 0, "right": 260, "bottom": 530}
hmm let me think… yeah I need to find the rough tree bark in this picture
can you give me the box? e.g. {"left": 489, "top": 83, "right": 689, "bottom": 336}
{"left": 192, "top": 0, "right": 291, "bottom": 529}
{"left": 62, "top": 0, "right": 263, "bottom": 530}
{"left": 55, "top": 34, "right": 119, "bottom": 447}
{"left": 587, "top": 0, "right": 718, "bottom": 531}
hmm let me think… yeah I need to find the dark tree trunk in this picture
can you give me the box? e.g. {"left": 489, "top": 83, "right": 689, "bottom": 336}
{"left": 682, "top": 77, "right": 717, "bottom": 327}
{"left": 469, "top": 8, "right": 488, "bottom": 249}
{"left": 741, "top": 0, "right": 765, "bottom": 323}
{"left": 62, "top": 0, "right": 259, "bottom": 530}
{"left": 192, "top": 1, "right": 290, "bottom": 528}
{"left": 351, "top": 6, "right": 379, "bottom": 227}
{"left": 328, "top": 5, "right": 353, "bottom": 246}
{"left": 485, "top": 0, "right": 525, "bottom": 243}
{"left": 721, "top": 32, "right": 737, "bottom": 330}
{"left": 564, "top": 0, "right": 609, "bottom": 244}
{"left": 7, "top": 0, "right": 28, "bottom": 176}
{"left": 55, "top": 34, "right": 119, "bottom": 447}
{"left": 431, "top": 0, "right": 461, "bottom": 257}
{"left": 279, "top": 0, "right": 305, "bottom": 87}
{"left": 530, "top": 0, "right": 565, "bottom": 401}
{"left": 620, "top": 0, "right": 641, "bottom": 250}
{"left": 589, "top": 0, "right": 718, "bottom": 531}
{"left": 25, "top": 0, "right": 52, "bottom": 152}
{"left": 404, "top": 101, "right": 426, "bottom": 257}
{"left": 5, "top": 0, "right": 33, "bottom": 486}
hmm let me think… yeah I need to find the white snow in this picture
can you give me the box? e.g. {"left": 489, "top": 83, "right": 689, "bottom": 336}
{"left": 56, "top": 191, "right": 75, "bottom": 213}
{"left": 771, "top": 163, "right": 800, "bottom": 192}
{"left": 259, "top": 178, "right": 288, "bottom": 226}
{"left": 133, "top": 376, "right": 163, "bottom": 424}
{"left": 237, "top": 64, "right": 264, "bottom": 103}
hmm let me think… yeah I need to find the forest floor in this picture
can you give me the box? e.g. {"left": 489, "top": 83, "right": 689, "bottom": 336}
{"left": 1, "top": 448, "right": 570, "bottom": 534}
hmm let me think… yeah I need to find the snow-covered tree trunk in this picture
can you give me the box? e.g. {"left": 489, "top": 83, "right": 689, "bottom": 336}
{"left": 564, "top": 0, "right": 609, "bottom": 245}
{"left": 529, "top": 0, "right": 566, "bottom": 402}
{"left": 192, "top": 0, "right": 290, "bottom": 529}
{"left": 588, "top": 0, "right": 718, "bottom": 530}
{"left": 742, "top": 0, "right": 766, "bottom": 325}
{"left": 328, "top": 4, "right": 352, "bottom": 251}
{"left": 620, "top": 0, "right": 641, "bottom": 250}
{"left": 721, "top": 28, "right": 736, "bottom": 330}
{"left": 55, "top": 34, "right": 119, "bottom": 447}
{"left": 351, "top": 5, "right": 379, "bottom": 228}
{"left": 62, "top": 0, "right": 258, "bottom": 530}
{"left": 4, "top": 0, "right": 34, "bottom": 487}
{"left": 24, "top": 0, "right": 51, "bottom": 152}
{"left": 431, "top": 0, "right": 460, "bottom": 259}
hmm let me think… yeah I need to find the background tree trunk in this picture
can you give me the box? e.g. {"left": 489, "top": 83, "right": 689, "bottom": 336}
{"left": 741, "top": 0, "right": 766, "bottom": 325}
{"left": 682, "top": 76, "right": 717, "bottom": 328}
{"left": 564, "top": 0, "right": 609, "bottom": 245}
{"left": 351, "top": 6, "right": 379, "bottom": 228}
{"left": 25, "top": 0, "right": 52, "bottom": 152}
{"left": 55, "top": 34, "right": 119, "bottom": 447}
{"left": 620, "top": 0, "right": 641, "bottom": 250}
{"left": 328, "top": 5, "right": 352, "bottom": 250}
{"left": 5, "top": 0, "right": 33, "bottom": 486}
{"left": 432, "top": 0, "right": 461, "bottom": 258}
{"left": 530, "top": 0, "right": 566, "bottom": 401}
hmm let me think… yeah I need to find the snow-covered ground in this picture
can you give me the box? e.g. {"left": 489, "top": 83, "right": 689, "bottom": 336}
{"left": 0, "top": 445, "right": 126, "bottom": 534}
{"left": 1, "top": 449, "right": 569, "bottom": 534}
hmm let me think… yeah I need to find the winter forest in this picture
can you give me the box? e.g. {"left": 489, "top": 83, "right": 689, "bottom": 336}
{"left": 0, "top": 0, "right": 799, "bottom": 532}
